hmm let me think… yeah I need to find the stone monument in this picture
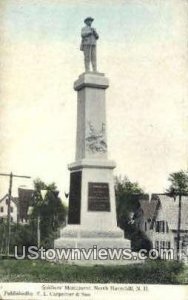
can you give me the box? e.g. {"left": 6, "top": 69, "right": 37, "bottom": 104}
{"left": 54, "top": 18, "right": 131, "bottom": 263}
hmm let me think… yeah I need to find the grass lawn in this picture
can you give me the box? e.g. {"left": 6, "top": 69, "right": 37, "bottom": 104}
{"left": 0, "top": 259, "right": 187, "bottom": 284}
{"left": 177, "top": 264, "right": 188, "bottom": 284}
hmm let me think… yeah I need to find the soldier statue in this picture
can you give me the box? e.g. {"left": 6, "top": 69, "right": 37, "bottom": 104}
{"left": 80, "top": 17, "right": 99, "bottom": 72}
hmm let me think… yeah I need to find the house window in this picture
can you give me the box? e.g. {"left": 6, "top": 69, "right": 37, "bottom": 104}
{"left": 159, "top": 221, "right": 165, "bottom": 233}
{"left": 166, "top": 222, "right": 169, "bottom": 233}
{"left": 156, "top": 221, "right": 165, "bottom": 233}
{"left": 161, "top": 221, "right": 165, "bottom": 233}
{"left": 155, "top": 241, "right": 159, "bottom": 251}
{"left": 145, "top": 222, "right": 147, "bottom": 231}
{"left": 0, "top": 207, "right": 3, "bottom": 213}
{"left": 10, "top": 217, "right": 13, "bottom": 222}
{"left": 158, "top": 241, "right": 171, "bottom": 249}
{"left": 10, "top": 207, "right": 13, "bottom": 213}
{"left": 155, "top": 221, "right": 160, "bottom": 232}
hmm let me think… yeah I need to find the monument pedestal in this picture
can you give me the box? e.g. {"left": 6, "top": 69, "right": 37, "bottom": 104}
{"left": 54, "top": 73, "right": 133, "bottom": 264}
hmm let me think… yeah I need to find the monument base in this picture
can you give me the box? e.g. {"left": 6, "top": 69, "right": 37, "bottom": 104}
{"left": 54, "top": 225, "right": 144, "bottom": 265}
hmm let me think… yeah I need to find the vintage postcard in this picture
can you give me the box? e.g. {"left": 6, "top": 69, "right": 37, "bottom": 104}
{"left": 0, "top": 0, "right": 188, "bottom": 299}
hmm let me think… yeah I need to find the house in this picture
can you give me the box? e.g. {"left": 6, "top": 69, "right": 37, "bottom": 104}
{"left": 0, "top": 186, "right": 34, "bottom": 224}
{"left": 0, "top": 194, "right": 18, "bottom": 223}
{"left": 134, "top": 194, "right": 188, "bottom": 261}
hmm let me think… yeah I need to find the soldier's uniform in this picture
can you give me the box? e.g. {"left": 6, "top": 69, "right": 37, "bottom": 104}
{"left": 80, "top": 17, "right": 99, "bottom": 72}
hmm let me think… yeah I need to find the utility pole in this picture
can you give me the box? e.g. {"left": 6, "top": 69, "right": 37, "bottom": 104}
{"left": 0, "top": 172, "right": 31, "bottom": 256}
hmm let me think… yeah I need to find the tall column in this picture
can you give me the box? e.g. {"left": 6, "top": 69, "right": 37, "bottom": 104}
{"left": 75, "top": 72, "right": 108, "bottom": 161}
{"left": 68, "top": 72, "right": 117, "bottom": 231}
{"left": 54, "top": 72, "right": 131, "bottom": 260}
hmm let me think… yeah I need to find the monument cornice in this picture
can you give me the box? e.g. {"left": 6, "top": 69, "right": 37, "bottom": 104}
{"left": 68, "top": 159, "right": 116, "bottom": 171}
{"left": 74, "top": 72, "right": 109, "bottom": 91}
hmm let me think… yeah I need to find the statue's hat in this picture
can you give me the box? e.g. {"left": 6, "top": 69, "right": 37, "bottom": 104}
{"left": 84, "top": 17, "right": 94, "bottom": 23}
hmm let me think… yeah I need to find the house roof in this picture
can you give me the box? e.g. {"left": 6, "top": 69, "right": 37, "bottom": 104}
{"left": 0, "top": 194, "right": 19, "bottom": 206}
{"left": 156, "top": 194, "right": 188, "bottom": 231}
{"left": 139, "top": 198, "right": 158, "bottom": 220}
{"left": 139, "top": 194, "right": 188, "bottom": 231}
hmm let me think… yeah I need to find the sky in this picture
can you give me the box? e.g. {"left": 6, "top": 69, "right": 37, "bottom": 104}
{"left": 0, "top": 0, "right": 188, "bottom": 202}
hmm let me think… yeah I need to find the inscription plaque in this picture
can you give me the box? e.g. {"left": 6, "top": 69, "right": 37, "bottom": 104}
{"left": 88, "top": 182, "right": 110, "bottom": 211}
{"left": 68, "top": 171, "right": 82, "bottom": 224}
